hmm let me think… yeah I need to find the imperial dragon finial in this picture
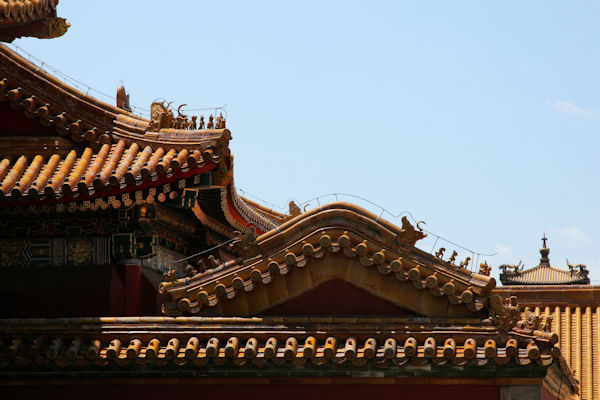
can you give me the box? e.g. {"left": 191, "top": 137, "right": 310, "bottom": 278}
{"left": 567, "top": 259, "right": 589, "bottom": 278}
{"left": 395, "top": 217, "right": 426, "bottom": 247}
{"left": 48, "top": 17, "right": 71, "bottom": 39}
{"left": 499, "top": 260, "right": 523, "bottom": 274}
{"left": 148, "top": 101, "right": 174, "bottom": 132}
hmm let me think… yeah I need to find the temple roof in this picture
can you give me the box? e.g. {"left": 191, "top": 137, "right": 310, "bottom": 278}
{"left": 499, "top": 235, "right": 590, "bottom": 286}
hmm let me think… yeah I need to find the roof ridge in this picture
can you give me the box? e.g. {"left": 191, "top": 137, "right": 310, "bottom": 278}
{"left": 161, "top": 203, "right": 496, "bottom": 318}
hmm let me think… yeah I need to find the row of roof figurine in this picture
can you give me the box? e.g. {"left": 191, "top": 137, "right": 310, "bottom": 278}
{"left": 115, "top": 87, "right": 226, "bottom": 132}
{"left": 433, "top": 246, "right": 491, "bottom": 276}
{"left": 148, "top": 101, "right": 226, "bottom": 132}
{"left": 499, "top": 259, "right": 589, "bottom": 276}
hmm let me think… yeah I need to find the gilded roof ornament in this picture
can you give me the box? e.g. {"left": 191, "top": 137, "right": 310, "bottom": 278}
{"left": 434, "top": 247, "right": 445, "bottom": 259}
{"left": 47, "top": 17, "right": 70, "bottom": 39}
{"left": 228, "top": 228, "right": 260, "bottom": 258}
{"left": 499, "top": 260, "right": 523, "bottom": 274}
{"left": 447, "top": 250, "right": 458, "bottom": 264}
{"left": 489, "top": 294, "right": 521, "bottom": 331}
{"left": 567, "top": 260, "right": 589, "bottom": 278}
{"left": 282, "top": 201, "right": 302, "bottom": 222}
{"left": 396, "top": 216, "right": 426, "bottom": 247}
{"left": 173, "top": 104, "right": 189, "bottom": 129}
{"left": 116, "top": 85, "right": 131, "bottom": 112}
{"left": 147, "top": 102, "right": 223, "bottom": 132}
{"left": 478, "top": 261, "right": 491, "bottom": 276}
{"left": 516, "top": 309, "right": 553, "bottom": 333}
{"left": 148, "top": 101, "right": 174, "bottom": 132}
{"left": 459, "top": 256, "right": 471, "bottom": 269}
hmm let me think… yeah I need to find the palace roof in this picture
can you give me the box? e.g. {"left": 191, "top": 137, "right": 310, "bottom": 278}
{"left": 499, "top": 236, "right": 590, "bottom": 286}
{"left": 0, "top": 43, "right": 276, "bottom": 235}
{"left": 0, "top": 40, "right": 580, "bottom": 399}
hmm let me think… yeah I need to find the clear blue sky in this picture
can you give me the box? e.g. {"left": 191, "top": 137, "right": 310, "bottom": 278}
{"left": 12, "top": 1, "right": 600, "bottom": 283}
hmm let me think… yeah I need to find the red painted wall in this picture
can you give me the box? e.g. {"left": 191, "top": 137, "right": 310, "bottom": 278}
{"left": 1, "top": 264, "right": 160, "bottom": 318}
{"left": 262, "top": 279, "right": 412, "bottom": 316}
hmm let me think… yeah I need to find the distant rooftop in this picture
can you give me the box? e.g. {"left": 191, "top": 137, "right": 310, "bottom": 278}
{"left": 499, "top": 234, "right": 590, "bottom": 286}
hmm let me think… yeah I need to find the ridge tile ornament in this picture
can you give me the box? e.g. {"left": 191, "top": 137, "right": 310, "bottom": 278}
{"left": 227, "top": 228, "right": 260, "bottom": 258}
{"left": 500, "top": 235, "right": 591, "bottom": 285}
{"left": 499, "top": 260, "right": 524, "bottom": 274}
{"left": 148, "top": 101, "right": 174, "bottom": 131}
{"left": 434, "top": 247, "right": 445, "bottom": 258}
{"left": 448, "top": 250, "right": 458, "bottom": 264}
{"left": 282, "top": 200, "right": 302, "bottom": 222}
{"left": 397, "top": 216, "right": 426, "bottom": 247}
{"left": 116, "top": 85, "right": 131, "bottom": 112}
{"left": 478, "top": 261, "right": 491, "bottom": 276}
{"left": 147, "top": 102, "right": 225, "bottom": 132}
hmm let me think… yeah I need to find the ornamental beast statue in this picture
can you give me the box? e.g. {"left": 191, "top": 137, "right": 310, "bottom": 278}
{"left": 499, "top": 260, "right": 524, "bottom": 274}
{"left": 148, "top": 101, "right": 174, "bottom": 132}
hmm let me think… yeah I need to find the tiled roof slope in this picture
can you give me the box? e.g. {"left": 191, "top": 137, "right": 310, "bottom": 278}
{"left": 0, "top": 139, "right": 220, "bottom": 203}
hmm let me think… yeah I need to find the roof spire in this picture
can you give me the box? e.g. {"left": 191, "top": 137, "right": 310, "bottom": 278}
{"left": 540, "top": 233, "right": 550, "bottom": 264}
{"left": 542, "top": 233, "right": 548, "bottom": 248}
